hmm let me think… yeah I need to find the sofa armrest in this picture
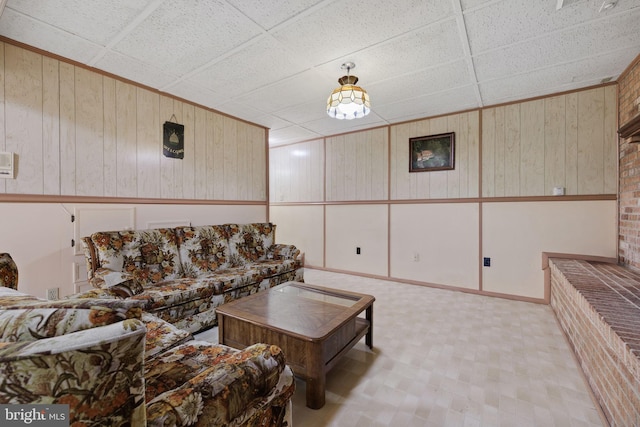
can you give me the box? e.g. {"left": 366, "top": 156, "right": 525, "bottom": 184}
{"left": 0, "top": 319, "right": 147, "bottom": 426}
{"left": 266, "top": 244, "right": 300, "bottom": 261}
{"left": 146, "top": 342, "right": 294, "bottom": 426}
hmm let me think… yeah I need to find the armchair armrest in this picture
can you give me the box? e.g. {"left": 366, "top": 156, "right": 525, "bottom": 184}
{"left": 146, "top": 342, "right": 295, "bottom": 426}
{"left": 0, "top": 319, "right": 147, "bottom": 426}
{"left": 0, "top": 299, "right": 144, "bottom": 342}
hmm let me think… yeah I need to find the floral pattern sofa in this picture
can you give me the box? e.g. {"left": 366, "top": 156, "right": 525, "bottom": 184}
{"left": 81, "top": 223, "right": 303, "bottom": 333}
{"left": 0, "top": 285, "right": 295, "bottom": 426}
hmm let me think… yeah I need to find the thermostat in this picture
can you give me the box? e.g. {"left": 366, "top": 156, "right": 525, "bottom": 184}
{"left": 0, "top": 152, "right": 15, "bottom": 179}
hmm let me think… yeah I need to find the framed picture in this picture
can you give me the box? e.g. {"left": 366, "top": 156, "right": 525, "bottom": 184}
{"left": 409, "top": 132, "right": 455, "bottom": 172}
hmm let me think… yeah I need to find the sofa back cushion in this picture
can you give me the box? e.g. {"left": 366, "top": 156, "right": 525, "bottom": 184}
{"left": 227, "top": 223, "right": 275, "bottom": 266}
{"left": 90, "top": 229, "right": 182, "bottom": 286}
{"left": 175, "top": 225, "right": 231, "bottom": 277}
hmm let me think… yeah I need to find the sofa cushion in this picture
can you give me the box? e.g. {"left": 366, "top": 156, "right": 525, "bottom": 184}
{"left": 175, "top": 225, "right": 231, "bottom": 276}
{"left": 132, "top": 278, "right": 217, "bottom": 310}
{"left": 227, "top": 223, "right": 275, "bottom": 266}
{"left": 91, "top": 229, "right": 182, "bottom": 286}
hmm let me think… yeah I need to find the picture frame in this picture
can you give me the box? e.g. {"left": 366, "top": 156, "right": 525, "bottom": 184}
{"left": 409, "top": 132, "right": 455, "bottom": 172}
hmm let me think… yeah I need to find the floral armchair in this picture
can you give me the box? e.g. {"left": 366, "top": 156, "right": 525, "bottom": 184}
{"left": 0, "top": 253, "right": 18, "bottom": 290}
{"left": 0, "top": 275, "right": 295, "bottom": 426}
{"left": 0, "top": 297, "right": 148, "bottom": 425}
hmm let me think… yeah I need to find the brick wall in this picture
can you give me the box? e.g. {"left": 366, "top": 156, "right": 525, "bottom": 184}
{"left": 549, "top": 258, "right": 640, "bottom": 426}
{"left": 618, "top": 53, "right": 640, "bottom": 269}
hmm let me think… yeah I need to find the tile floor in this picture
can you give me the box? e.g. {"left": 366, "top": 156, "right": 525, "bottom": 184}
{"left": 196, "top": 269, "right": 605, "bottom": 427}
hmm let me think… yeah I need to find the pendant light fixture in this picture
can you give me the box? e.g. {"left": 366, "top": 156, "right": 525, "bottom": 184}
{"left": 327, "top": 62, "right": 371, "bottom": 120}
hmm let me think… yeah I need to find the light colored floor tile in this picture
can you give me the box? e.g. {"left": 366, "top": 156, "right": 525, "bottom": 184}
{"left": 195, "top": 269, "right": 606, "bottom": 427}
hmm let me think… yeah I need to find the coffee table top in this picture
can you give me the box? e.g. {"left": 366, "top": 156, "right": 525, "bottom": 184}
{"left": 216, "top": 281, "right": 375, "bottom": 341}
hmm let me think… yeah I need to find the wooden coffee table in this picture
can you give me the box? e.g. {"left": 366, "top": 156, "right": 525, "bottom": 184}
{"left": 216, "top": 281, "right": 374, "bottom": 409}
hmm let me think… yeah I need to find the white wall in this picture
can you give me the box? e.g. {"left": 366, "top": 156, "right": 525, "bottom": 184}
{"left": 269, "top": 205, "right": 324, "bottom": 267}
{"left": 325, "top": 204, "right": 389, "bottom": 276}
{"left": 390, "top": 203, "right": 480, "bottom": 289}
{"left": 482, "top": 200, "right": 617, "bottom": 299}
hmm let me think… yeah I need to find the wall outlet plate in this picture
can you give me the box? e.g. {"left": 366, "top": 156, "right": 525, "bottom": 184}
{"left": 483, "top": 257, "right": 491, "bottom": 267}
{"left": 47, "top": 287, "right": 59, "bottom": 300}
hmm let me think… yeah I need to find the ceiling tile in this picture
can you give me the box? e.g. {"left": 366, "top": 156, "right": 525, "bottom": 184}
{"left": 112, "top": 0, "right": 263, "bottom": 76}
{"left": 234, "top": 70, "right": 331, "bottom": 113}
{"left": 166, "top": 80, "right": 226, "bottom": 111}
{"left": 373, "top": 86, "right": 480, "bottom": 122}
{"left": 0, "top": 8, "right": 102, "bottom": 63}
{"left": 269, "top": 125, "right": 323, "bottom": 146}
{"left": 94, "top": 50, "right": 178, "bottom": 90}
{"left": 302, "top": 112, "right": 387, "bottom": 136}
{"left": 271, "top": 0, "right": 454, "bottom": 65}
{"left": 479, "top": 49, "right": 635, "bottom": 105}
{"left": 367, "top": 60, "right": 473, "bottom": 106}
{"left": 474, "top": 9, "right": 640, "bottom": 82}
{"left": 315, "top": 17, "right": 465, "bottom": 85}
{"left": 211, "top": 100, "right": 275, "bottom": 126}
{"left": 464, "top": 0, "right": 639, "bottom": 54}
{"left": 185, "top": 36, "right": 304, "bottom": 95}
{"left": 4, "top": 0, "right": 155, "bottom": 45}
{"left": 226, "top": 0, "right": 326, "bottom": 30}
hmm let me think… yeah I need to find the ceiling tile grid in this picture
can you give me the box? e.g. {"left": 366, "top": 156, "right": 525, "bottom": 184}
{"left": 0, "top": 0, "right": 638, "bottom": 146}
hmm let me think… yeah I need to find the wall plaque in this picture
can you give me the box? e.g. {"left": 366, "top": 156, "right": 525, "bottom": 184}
{"left": 163, "top": 121, "right": 184, "bottom": 159}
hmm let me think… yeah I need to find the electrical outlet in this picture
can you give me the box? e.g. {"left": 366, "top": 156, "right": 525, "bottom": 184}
{"left": 356, "top": 247, "right": 361, "bottom": 255}
{"left": 483, "top": 257, "right": 491, "bottom": 267}
{"left": 413, "top": 252, "right": 420, "bottom": 262}
{"left": 47, "top": 287, "right": 59, "bottom": 300}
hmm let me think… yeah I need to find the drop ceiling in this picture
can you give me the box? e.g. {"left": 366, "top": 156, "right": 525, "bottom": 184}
{"left": 0, "top": 0, "right": 638, "bottom": 146}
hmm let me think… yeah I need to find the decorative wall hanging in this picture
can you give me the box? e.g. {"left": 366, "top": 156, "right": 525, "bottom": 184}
{"left": 409, "top": 132, "right": 455, "bottom": 172}
{"left": 163, "top": 115, "right": 184, "bottom": 159}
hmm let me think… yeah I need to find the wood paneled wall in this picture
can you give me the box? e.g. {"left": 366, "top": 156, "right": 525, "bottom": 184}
{"left": 269, "top": 84, "right": 618, "bottom": 300}
{"left": 326, "top": 128, "right": 388, "bottom": 201}
{"left": 0, "top": 42, "right": 267, "bottom": 201}
{"left": 390, "top": 111, "right": 480, "bottom": 199}
{"left": 269, "top": 139, "right": 324, "bottom": 203}
{"left": 482, "top": 86, "right": 617, "bottom": 197}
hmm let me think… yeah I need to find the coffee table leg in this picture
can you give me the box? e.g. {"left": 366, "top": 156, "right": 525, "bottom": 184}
{"left": 366, "top": 304, "right": 373, "bottom": 349}
{"left": 305, "top": 342, "right": 325, "bottom": 409}
{"left": 306, "top": 375, "right": 326, "bottom": 409}
{"left": 217, "top": 315, "right": 225, "bottom": 345}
